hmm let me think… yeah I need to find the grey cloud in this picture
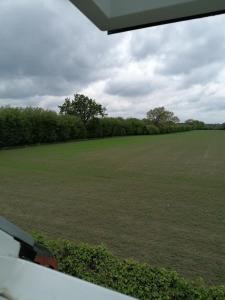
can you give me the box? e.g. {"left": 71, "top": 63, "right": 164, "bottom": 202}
{"left": 129, "top": 26, "right": 172, "bottom": 60}
{"left": 158, "top": 17, "right": 225, "bottom": 76}
{"left": 0, "top": 76, "right": 72, "bottom": 99}
{"left": 129, "top": 15, "right": 225, "bottom": 82}
{"left": 0, "top": 0, "right": 123, "bottom": 101}
{"left": 180, "top": 63, "right": 222, "bottom": 88}
{"left": 199, "top": 98, "right": 225, "bottom": 112}
{"left": 105, "top": 78, "right": 153, "bottom": 98}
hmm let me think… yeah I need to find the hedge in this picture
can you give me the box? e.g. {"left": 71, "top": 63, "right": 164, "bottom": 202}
{"left": 0, "top": 107, "right": 209, "bottom": 149}
{"left": 86, "top": 118, "right": 192, "bottom": 139}
{"left": 33, "top": 233, "right": 225, "bottom": 300}
{"left": 0, "top": 107, "right": 86, "bottom": 147}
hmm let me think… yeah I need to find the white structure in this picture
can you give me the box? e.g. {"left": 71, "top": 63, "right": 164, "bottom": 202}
{"left": 70, "top": 0, "right": 225, "bottom": 33}
{"left": 0, "top": 256, "right": 135, "bottom": 300}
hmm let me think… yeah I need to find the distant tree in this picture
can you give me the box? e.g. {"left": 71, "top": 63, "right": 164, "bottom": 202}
{"left": 185, "top": 119, "right": 205, "bottom": 129}
{"left": 59, "top": 94, "right": 106, "bottom": 125}
{"left": 146, "top": 107, "right": 180, "bottom": 126}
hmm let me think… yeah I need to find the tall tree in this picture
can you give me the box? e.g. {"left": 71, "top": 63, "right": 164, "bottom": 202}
{"left": 59, "top": 94, "right": 106, "bottom": 125}
{"left": 146, "top": 107, "right": 179, "bottom": 126}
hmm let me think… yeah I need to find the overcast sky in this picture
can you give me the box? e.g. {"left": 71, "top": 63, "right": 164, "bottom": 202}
{"left": 0, "top": 0, "right": 225, "bottom": 123}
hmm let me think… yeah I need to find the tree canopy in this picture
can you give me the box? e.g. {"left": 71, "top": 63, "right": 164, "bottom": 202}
{"left": 185, "top": 119, "right": 205, "bottom": 129}
{"left": 146, "top": 107, "right": 180, "bottom": 126}
{"left": 59, "top": 94, "right": 106, "bottom": 125}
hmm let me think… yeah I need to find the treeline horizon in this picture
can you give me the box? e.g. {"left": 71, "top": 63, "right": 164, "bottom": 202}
{"left": 0, "top": 105, "right": 224, "bottom": 149}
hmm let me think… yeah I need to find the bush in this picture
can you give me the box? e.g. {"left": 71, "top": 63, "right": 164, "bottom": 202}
{"left": 86, "top": 118, "right": 103, "bottom": 138}
{"left": 57, "top": 114, "right": 86, "bottom": 141}
{"left": 33, "top": 233, "right": 225, "bottom": 300}
{"left": 96, "top": 118, "right": 148, "bottom": 138}
{"left": 0, "top": 107, "right": 86, "bottom": 148}
{"left": 146, "top": 124, "right": 160, "bottom": 135}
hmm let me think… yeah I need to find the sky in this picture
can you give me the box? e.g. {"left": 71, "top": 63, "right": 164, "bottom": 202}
{"left": 0, "top": 0, "right": 225, "bottom": 123}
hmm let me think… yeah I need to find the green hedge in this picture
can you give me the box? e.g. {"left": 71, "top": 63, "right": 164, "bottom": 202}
{"left": 86, "top": 118, "right": 149, "bottom": 138}
{"left": 33, "top": 233, "right": 225, "bottom": 300}
{"left": 0, "top": 107, "right": 197, "bottom": 149}
{"left": 0, "top": 107, "right": 86, "bottom": 147}
{"left": 221, "top": 123, "right": 225, "bottom": 130}
{"left": 86, "top": 118, "right": 192, "bottom": 139}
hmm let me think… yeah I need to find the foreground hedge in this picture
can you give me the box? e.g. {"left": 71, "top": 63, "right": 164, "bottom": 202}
{"left": 33, "top": 233, "right": 225, "bottom": 300}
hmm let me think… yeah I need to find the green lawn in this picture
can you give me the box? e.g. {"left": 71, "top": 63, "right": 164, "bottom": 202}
{"left": 0, "top": 131, "right": 225, "bottom": 284}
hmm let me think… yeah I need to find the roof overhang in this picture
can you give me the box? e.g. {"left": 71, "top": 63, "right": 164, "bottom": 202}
{"left": 70, "top": 0, "right": 225, "bottom": 34}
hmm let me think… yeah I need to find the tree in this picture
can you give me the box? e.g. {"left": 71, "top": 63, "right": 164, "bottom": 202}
{"left": 185, "top": 119, "right": 205, "bottom": 129}
{"left": 59, "top": 94, "right": 106, "bottom": 125}
{"left": 146, "top": 107, "right": 179, "bottom": 126}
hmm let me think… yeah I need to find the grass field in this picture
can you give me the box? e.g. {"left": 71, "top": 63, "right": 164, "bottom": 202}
{"left": 0, "top": 131, "right": 225, "bottom": 284}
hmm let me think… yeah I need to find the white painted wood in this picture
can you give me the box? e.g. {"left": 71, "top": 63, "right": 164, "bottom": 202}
{"left": 0, "top": 257, "right": 135, "bottom": 300}
{"left": 0, "top": 231, "right": 20, "bottom": 258}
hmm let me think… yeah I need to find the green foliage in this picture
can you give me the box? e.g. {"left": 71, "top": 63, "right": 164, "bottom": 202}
{"left": 146, "top": 107, "right": 180, "bottom": 127}
{"left": 0, "top": 107, "right": 86, "bottom": 148}
{"left": 86, "top": 117, "right": 191, "bottom": 138}
{"left": 0, "top": 104, "right": 220, "bottom": 149}
{"left": 222, "top": 123, "right": 225, "bottom": 130}
{"left": 0, "top": 106, "right": 191, "bottom": 149}
{"left": 59, "top": 94, "right": 107, "bottom": 125}
{"left": 56, "top": 114, "right": 87, "bottom": 141}
{"left": 146, "top": 124, "right": 160, "bottom": 135}
{"left": 185, "top": 119, "right": 205, "bottom": 130}
{"left": 204, "top": 124, "right": 222, "bottom": 130}
{"left": 33, "top": 233, "right": 225, "bottom": 300}
{"left": 85, "top": 117, "right": 149, "bottom": 138}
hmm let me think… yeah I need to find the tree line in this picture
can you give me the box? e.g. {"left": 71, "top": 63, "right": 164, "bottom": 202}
{"left": 0, "top": 94, "right": 223, "bottom": 148}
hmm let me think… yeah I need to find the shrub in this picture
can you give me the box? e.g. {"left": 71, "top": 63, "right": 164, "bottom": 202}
{"left": 146, "top": 124, "right": 160, "bottom": 135}
{"left": 86, "top": 118, "right": 103, "bottom": 138}
{"left": 33, "top": 233, "right": 225, "bottom": 300}
{"left": 0, "top": 107, "right": 86, "bottom": 148}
